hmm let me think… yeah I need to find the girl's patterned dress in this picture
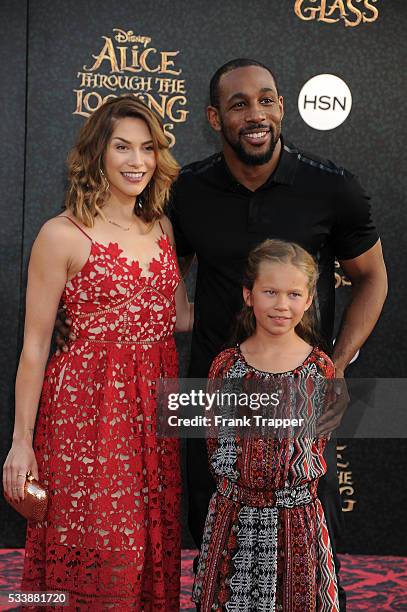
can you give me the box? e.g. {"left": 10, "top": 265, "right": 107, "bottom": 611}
{"left": 193, "top": 346, "right": 339, "bottom": 612}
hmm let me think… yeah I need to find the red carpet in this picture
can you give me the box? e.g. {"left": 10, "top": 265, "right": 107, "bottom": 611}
{"left": 0, "top": 549, "right": 406, "bottom": 610}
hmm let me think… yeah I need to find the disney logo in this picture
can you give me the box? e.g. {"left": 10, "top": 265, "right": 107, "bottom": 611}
{"left": 113, "top": 28, "right": 151, "bottom": 47}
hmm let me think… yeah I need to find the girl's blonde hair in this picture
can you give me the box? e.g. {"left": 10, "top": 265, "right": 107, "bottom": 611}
{"left": 65, "top": 95, "right": 179, "bottom": 226}
{"left": 233, "top": 239, "right": 321, "bottom": 346}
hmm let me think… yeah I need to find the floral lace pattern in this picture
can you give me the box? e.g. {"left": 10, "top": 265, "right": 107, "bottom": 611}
{"left": 22, "top": 231, "right": 182, "bottom": 611}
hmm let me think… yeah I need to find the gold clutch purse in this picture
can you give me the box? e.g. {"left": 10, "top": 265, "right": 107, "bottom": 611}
{"left": 4, "top": 471, "right": 48, "bottom": 522}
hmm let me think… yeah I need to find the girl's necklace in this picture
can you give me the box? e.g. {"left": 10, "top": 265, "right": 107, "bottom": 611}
{"left": 106, "top": 216, "right": 133, "bottom": 232}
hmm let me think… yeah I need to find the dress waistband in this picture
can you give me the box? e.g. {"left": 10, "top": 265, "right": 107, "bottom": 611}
{"left": 76, "top": 336, "right": 173, "bottom": 346}
{"left": 216, "top": 477, "right": 314, "bottom": 508}
{"left": 70, "top": 335, "right": 174, "bottom": 346}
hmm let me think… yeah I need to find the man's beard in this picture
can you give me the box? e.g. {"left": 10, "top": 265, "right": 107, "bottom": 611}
{"left": 221, "top": 121, "right": 280, "bottom": 166}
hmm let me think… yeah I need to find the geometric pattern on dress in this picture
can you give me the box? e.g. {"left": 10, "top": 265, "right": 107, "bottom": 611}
{"left": 208, "top": 359, "right": 248, "bottom": 480}
{"left": 227, "top": 506, "right": 278, "bottom": 612}
{"left": 191, "top": 492, "right": 218, "bottom": 604}
{"left": 210, "top": 437, "right": 240, "bottom": 480}
{"left": 316, "top": 500, "right": 340, "bottom": 612}
{"left": 275, "top": 484, "right": 313, "bottom": 508}
{"left": 289, "top": 437, "right": 327, "bottom": 488}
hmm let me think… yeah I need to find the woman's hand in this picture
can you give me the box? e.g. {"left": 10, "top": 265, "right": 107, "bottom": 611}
{"left": 3, "top": 441, "right": 39, "bottom": 503}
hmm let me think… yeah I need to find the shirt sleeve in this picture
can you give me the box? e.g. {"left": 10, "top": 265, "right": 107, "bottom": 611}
{"left": 166, "top": 179, "right": 195, "bottom": 258}
{"left": 331, "top": 172, "right": 379, "bottom": 261}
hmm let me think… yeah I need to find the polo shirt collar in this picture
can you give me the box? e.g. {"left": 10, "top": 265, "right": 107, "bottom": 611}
{"left": 270, "top": 137, "right": 300, "bottom": 186}
{"left": 216, "top": 135, "right": 299, "bottom": 191}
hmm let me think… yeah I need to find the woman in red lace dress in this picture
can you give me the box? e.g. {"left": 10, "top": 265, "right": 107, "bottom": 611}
{"left": 3, "top": 95, "right": 192, "bottom": 610}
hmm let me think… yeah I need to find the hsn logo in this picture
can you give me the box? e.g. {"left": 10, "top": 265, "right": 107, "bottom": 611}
{"left": 298, "top": 74, "right": 352, "bottom": 131}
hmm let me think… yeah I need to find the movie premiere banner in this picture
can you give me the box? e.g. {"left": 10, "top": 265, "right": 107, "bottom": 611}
{"left": 0, "top": 0, "right": 406, "bottom": 555}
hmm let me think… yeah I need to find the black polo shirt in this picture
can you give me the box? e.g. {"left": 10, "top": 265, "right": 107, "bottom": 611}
{"left": 169, "top": 138, "right": 379, "bottom": 377}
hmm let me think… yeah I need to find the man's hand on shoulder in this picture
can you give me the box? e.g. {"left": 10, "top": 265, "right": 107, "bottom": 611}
{"left": 317, "top": 372, "right": 349, "bottom": 437}
{"left": 55, "top": 307, "right": 75, "bottom": 355}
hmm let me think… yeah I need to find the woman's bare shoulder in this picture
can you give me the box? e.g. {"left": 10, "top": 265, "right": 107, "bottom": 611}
{"left": 34, "top": 214, "right": 89, "bottom": 254}
{"left": 41, "top": 212, "right": 88, "bottom": 235}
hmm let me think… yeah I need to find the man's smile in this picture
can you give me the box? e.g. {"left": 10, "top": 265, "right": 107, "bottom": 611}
{"left": 240, "top": 127, "right": 271, "bottom": 146}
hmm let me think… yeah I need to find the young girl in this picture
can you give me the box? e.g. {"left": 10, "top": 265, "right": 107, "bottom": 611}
{"left": 3, "top": 95, "right": 192, "bottom": 610}
{"left": 192, "top": 239, "right": 339, "bottom": 612}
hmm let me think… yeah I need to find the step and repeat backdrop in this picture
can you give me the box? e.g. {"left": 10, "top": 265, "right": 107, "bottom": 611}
{"left": 1, "top": 0, "right": 406, "bottom": 554}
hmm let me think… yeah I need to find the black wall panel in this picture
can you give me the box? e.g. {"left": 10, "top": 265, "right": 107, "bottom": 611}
{"left": 0, "top": 0, "right": 29, "bottom": 544}
{"left": 1, "top": 0, "right": 406, "bottom": 553}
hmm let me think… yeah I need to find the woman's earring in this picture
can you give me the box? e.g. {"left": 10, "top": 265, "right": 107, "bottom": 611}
{"left": 100, "top": 167, "right": 110, "bottom": 191}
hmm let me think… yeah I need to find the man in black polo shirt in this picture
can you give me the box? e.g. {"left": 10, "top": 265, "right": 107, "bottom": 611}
{"left": 169, "top": 58, "right": 387, "bottom": 611}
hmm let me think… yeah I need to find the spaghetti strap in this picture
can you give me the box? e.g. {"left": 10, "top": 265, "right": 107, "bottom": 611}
{"left": 59, "top": 216, "right": 92, "bottom": 241}
{"left": 158, "top": 219, "right": 164, "bottom": 235}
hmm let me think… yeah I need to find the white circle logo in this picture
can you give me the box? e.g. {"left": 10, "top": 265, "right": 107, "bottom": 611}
{"left": 298, "top": 74, "right": 352, "bottom": 131}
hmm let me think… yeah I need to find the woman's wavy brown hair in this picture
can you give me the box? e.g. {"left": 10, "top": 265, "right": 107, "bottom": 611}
{"left": 232, "top": 239, "right": 323, "bottom": 348}
{"left": 65, "top": 94, "right": 179, "bottom": 226}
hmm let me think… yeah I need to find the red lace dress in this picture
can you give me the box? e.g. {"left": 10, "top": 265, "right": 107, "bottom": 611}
{"left": 21, "top": 218, "right": 181, "bottom": 611}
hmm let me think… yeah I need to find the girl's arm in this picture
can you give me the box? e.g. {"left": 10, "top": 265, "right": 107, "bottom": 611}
{"left": 3, "top": 219, "right": 71, "bottom": 502}
{"left": 160, "top": 216, "right": 194, "bottom": 333}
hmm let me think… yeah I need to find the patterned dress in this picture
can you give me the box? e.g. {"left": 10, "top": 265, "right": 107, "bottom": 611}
{"left": 192, "top": 346, "right": 339, "bottom": 612}
{"left": 21, "top": 217, "right": 181, "bottom": 611}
